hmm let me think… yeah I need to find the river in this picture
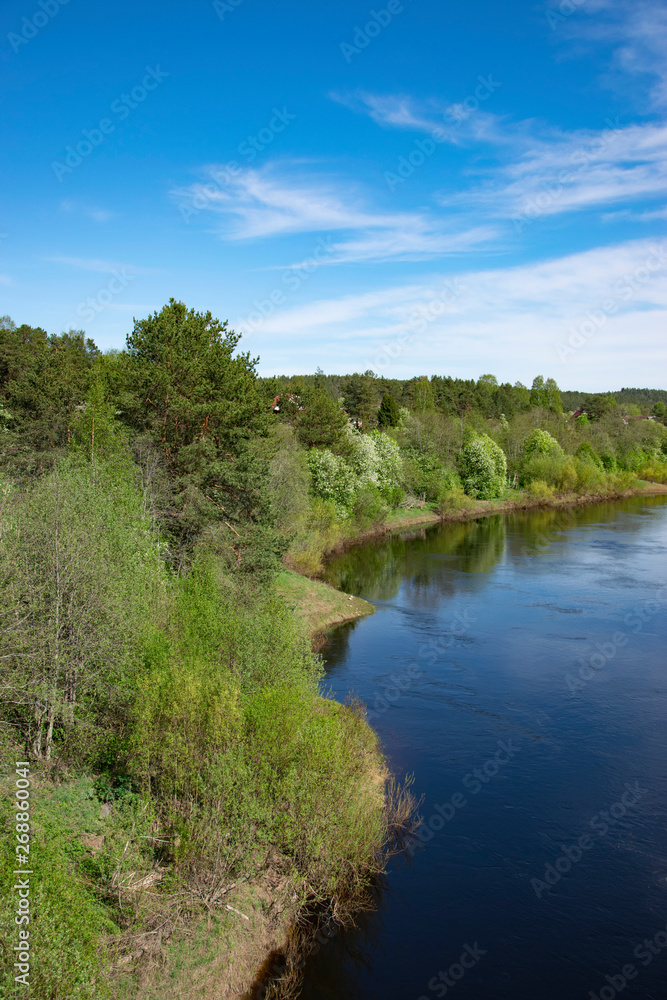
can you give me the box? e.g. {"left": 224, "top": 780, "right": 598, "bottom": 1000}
{"left": 297, "top": 496, "right": 667, "bottom": 1000}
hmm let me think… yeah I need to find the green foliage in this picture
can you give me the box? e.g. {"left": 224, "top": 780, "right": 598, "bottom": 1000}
{"left": 526, "top": 479, "right": 556, "bottom": 502}
{"left": 124, "top": 299, "right": 282, "bottom": 578}
{"left": 295, "top": 381, "right": 348, "bottom": 450}
{"left": 341, "top": 371, "right": 378, "bottom": 430}
{"left": 0, "top": 775, "right": 116, "bottom": 1000}
{"left": 408, "top": 376, "right": 436, "bottom": 413}
{"left": 352, "top": 484, "right": 390, "bottom": 529}
{"left": 459, "top": 433, "right": 507, "bottom": 499}
{"left": 377, "top": 392, "right": 400, "bottom": 428}
{"left": 437, "top": 480, "right": 474, "bottom": 514}
{"left": 580, "top": 393, "right": 618, "bottom": 421}
{"left": 530, "top": 376, "right": 562, "bottom": 412}
{"left": 0, "top": 324, "right": 99, "bottom": 471}
{"left": 576, "top": 442, "right": 603, "bottom": 468}
{"left": 69, "top": 379, "right": 128, "bottom": 465}
{"left": 307, "top": 448, "right": 357, "bottom": 516}
{"left": 0, "top": 459, "right": 160, "bottom": 761}
{"left": 524, "top": 428, "right": 564, "bottom": 459}
{"left": 653, "top": 400, "right": 666, "bottom": 422}
{"left": 131, "top": 559, "right": 387, "bottom": 903}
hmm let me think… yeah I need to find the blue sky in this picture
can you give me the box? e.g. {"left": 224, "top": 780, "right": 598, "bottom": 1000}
{"left": 1, "top": 0, "right": 666, "bottom": 390}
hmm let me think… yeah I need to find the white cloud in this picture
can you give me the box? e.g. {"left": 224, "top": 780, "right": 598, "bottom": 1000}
{"left": 247, "top": 238, "right": 667, "bottom": 389}
{"left": 331, "top": 90, "right": 506, "bottom": 146}
{"left": 561, "top": 0, "right": 667, "bottom": 111}
{"left": 0, "top": 274, "right": 13, "bottom": 287}
{"left": 173, "top": 164, "right": 497, "bottom": 263}
{"left": 455, "top": 120, "right": 667, "bottom": 222}
{"left": 59, "top": 201, "right": 114, "bottom": 223}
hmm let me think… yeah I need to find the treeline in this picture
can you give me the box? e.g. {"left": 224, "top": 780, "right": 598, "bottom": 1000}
{"left": 261, "top": 367, "right": 667, "bottom": 573}
{"left": 270, "top": 370, "right": 562, "bottom": 422}
{"left": 561, "top": 387, "right": 667, "bottom": 412}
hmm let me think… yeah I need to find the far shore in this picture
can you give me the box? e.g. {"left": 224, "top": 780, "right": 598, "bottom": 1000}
{"left": 279, "top": 481, "right": 667, "bottom": 647}
{"left": 321, "top": 480, "right": 667, "bottom": 564}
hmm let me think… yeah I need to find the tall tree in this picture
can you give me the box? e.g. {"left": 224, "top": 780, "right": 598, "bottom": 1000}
{"left": 342, "top": 370, "right": 378, "bottom": 429}
{"left": 123, "top": 299, "right": 283, "bottom": 577}
{"left": 408, "top": 376, "right": 436, "bottom": 413}
{"left": 0, "top": 323, "right": 98, "bottom": 466}
{"left": 530, "top": 375, "right": 546, "bottom": 408}
{"left": 295, "top": 380, "right": 348, "bottom": 450}
{"left": 377, "top": 392, "right": 400, "bottom": 428}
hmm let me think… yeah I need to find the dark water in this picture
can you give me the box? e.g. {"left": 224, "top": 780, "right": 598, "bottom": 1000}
{"left": 297, "top": 497, "right": 667, "bottom": 1000}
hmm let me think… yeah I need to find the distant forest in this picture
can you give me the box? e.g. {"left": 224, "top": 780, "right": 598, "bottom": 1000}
{"left": 269, "top": 371, "right": 667, "bottom": 419}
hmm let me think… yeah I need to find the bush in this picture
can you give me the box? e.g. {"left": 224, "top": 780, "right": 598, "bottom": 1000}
{"left": 599, "top": 451, "right": 617, "bottom": 471}
{"left": 573, "top": 457, "right": 607, "bottom": 494}
{"left": 635, "top": 461, "right": 667, "bottom": 484}
{"left": 437, "top": 483, "right": 474, "bottom": 514}
{"left": 370, "top": 430, "right": 403, "bottom": 499}
{"left": 526, "top": 479, "right": 555, "bottom": 502}
{"left": 352, "top": 484, "right": 390, "bottom": 529}
{"left": 459, "top": 434, "right": 507, "bottom": 499}
{"left": 524, "top": 429, "right": 563, "bottom": 459}
{"left": 576, "top": 442, "right": 603, "bottom": 468}
{"left": 307, "top": 448, "right": 357, "bottom": 516}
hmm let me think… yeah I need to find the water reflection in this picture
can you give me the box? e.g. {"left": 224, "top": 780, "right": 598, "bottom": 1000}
{"left": 300, "top": 495, "right": 667, "bottom": 1000}
{"left": 324, "top": 516, "right": 508, "bottom": 602}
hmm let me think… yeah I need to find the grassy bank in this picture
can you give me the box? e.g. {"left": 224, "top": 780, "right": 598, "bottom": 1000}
{"left": 276, "top": 569, "right": 375, "bottom": 648}
{"left": 315, "top": 480, "right": 667, "bottom": 563}
{"left": 0, "top": 459, "right": 408, "bottom": 1000}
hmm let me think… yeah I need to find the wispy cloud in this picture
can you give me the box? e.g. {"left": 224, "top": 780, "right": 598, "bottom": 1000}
{"left": 454, "top": 120, "right": 667, "bottom": 222}
{"left": 558, "top": 0, "right": 667, "bottom": 111}
{"left": 0, "top": 274, "right": 13, "bottom": 287}
{"left": 332, "top": 90, "right": 506, "bottom": 145}
{"left": 46, "top": 256, "right": 146, "bottom": 275}
{"left": 60, "top": 200, "right": 115, "bottom": 223}
{"left": 249, "top": 238, "right": 667, "bottom": 388}
{"left": 173, "top": 164, "right": 498, "bottom": 263}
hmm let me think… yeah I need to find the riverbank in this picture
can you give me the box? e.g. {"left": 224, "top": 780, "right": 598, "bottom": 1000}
{"left": 276, "top": 569, "right": 375, "bottom": 649}
{"left": 129, "top": 484, "right": 667, "bottom": 999}
{"left": 318, "top": 481, "right": 667, "bottom": 564}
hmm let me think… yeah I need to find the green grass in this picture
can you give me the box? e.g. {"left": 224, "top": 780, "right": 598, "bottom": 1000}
{"left": 276, "top": 568, "right": 374, "bottom": 640}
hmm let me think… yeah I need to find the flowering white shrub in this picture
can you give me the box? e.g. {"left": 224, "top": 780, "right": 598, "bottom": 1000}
{"left": 459, "top": 433, "right": 507, "bottom": 499}
{"left": 307, "top": 448, "right": 357, "bottom": 516}
{"left": 308, "top": 431, "right": 405, "bottom": 518}
{"left": 347, "top": 429, "right": 380, "bottom": 487}
{"left": 370, "top": 431, "right": 403, "bottom": 493}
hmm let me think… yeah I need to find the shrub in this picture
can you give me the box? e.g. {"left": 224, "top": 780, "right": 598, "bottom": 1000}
{"left": 459, "top": 434, "right": 507, "bottom": 499}
{"left": 352, "top": 484, "right": 390, "bottom": 529}
{"left": 599, "top": 451, "right": 617, "bottom": 472}
{"left": 370, "top": 430, "right": 403, "bottom": 499}
{"left": 524, "top": 428, "right": 564, "bottom": 459}
{"left": 526, "top": 479, "right": 555, "bottom": 502}
{"left": 307, "top": 448, "right": 357, "bottom": 516}
{"left": 437, "top": 483, "right": 474, "bottom": 514}
{"left": 573, "top": 457, "right": 607, "bottom": 494}
{"left": 635, "top": 461, "right": 667, "bottom": 484}
{"left": 556, "top": 460, "right": 578, "bottom": 492}
{"left": 576, "top": 442, "right": 603, "bottom": 468}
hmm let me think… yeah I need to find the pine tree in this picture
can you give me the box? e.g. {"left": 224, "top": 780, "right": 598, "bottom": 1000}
{"left": 123, "top": 299, "right": 284, "bottom": 577}
{"left": 377, "top": 392, "right": 400, "bottom": 428}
